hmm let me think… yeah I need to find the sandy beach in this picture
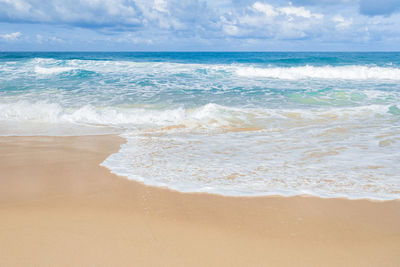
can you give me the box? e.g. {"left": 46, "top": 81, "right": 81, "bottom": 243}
{"left": 1, "top": 135, "right": 400, "bottom": 266}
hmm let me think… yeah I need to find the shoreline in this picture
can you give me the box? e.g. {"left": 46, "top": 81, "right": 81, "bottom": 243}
{"left": 1, "top": 135, "right": 400, "bottom": 266}
{"left": 4, "top": 134, "right": 396, "bottom": 202}
{"left": 107, "top": 134, "right": 398, "bottom": 202}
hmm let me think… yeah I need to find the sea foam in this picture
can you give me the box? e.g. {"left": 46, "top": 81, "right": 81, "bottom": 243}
{"left": 0, "top": 101, "right": 396, "bottom": 133}
{"left": 34, "top": 66, "right": 76, "bottom": 75}
{"left": 22, "top": 58, "right": 400, "bottom": 81}
{"left": 234, "top": 65, "right": 400, "bottom": 80}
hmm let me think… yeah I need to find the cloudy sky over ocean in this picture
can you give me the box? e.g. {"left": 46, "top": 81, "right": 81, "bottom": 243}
{"left": 1, "top": 0, "right": 400, "bottom": 51}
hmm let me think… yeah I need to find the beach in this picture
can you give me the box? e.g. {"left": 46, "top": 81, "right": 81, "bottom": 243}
{"left": 1, "top": 135, "right": 399, "bottom": 266}
{"left": 1, "top": 0, "right": 400, "bottom": 263}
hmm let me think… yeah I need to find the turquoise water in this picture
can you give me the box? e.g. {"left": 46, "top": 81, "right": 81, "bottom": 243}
{"left": 1, "top": 52, "right": 399, "bottom": 200}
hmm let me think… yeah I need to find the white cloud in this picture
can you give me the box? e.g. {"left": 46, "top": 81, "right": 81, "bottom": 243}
{"left": 0, "top": 0, "right": 140, "bottom": 27}
{"left": 223, "top": 24, "right": 240, "bottom": 36}
{"left": 1, "top": 32, "right": 22, "bottom": 41}
{"left": 220, "top": 2, "right": 324, "bottom": 39}
{"left": 252, "top": 2, "right": 278, "bottom": 17}
{"left": 279, "top": 6, "right": 323, "bottom": 19}
{"left": 332, "top": 15, "right": 353, "bottom": 29}
{"left": 153, "top": 0, "right": 169, "bottom": 13}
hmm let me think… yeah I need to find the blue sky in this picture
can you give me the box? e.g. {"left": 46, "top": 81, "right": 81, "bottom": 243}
{"left": 0, "top": 0, "right": 400, "bottom": 51}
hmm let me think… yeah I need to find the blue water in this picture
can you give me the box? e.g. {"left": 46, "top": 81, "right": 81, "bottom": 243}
{"left": 1, "top": 52, "right": 399, "bottom": 200}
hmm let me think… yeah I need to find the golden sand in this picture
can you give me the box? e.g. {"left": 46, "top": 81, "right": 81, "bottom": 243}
{"left": 0, "top": 135, "right": 399, "bottom": 266}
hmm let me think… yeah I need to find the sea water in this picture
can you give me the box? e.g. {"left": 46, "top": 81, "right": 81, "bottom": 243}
{"left": 1, "top": 52, "right": 399, "bottom": 200}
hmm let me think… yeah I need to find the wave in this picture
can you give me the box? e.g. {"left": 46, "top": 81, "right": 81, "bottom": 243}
{"left": 234, "top": 65, "right": 400, "bottom": 80}
{"left": 7, "top": 58, "right": 400, "bottom": 81}
{"left": 0, "top": 101, "right": 397, "bottom": 135}
{"left": 100, "top": 103, "right": 400, "bottom": 200}
{"left": 34, "top": 66, "right": 77, "bottom": 75}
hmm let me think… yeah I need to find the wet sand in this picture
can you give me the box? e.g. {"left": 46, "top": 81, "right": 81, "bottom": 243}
{"left": 0, "top": 135, "right": 399, "bottom": 266}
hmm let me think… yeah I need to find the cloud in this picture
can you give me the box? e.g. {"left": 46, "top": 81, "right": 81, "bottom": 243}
{"left": 0, "top": 0, "right": 400, "bottom": 51}
{"left": 252, "top": 2, "right": 278, "bottom": 17}
{"left": 332, "top": 15, "right": 352, "bottom": 29}
{"left": 36, "top": 34, "right": 63, "bottom": 43}
{"left": 279, "top": 6, "right": 323, "bottom": 19}
{"left": 0, "top": 0, "right": 141, "bottom": 27}
{"left": 136, "top": 0, "right": 215, "bottom": 32}
{"left": 293, "top": 0, "right": 400, "bottom": 17}
{"left": 290, "top": 0, "right": 351, "bottom": 6}
{"left": 359, "top": 0, "right": 400, "bottom": 16}
{"left": 220, "top": 2, "right": 324, "bottom": 39}
{"left": 1, "top": 31, "right": 22, "bottom": 41}
{"left": 0, "top": 0, "right": 214, "bottom": 33}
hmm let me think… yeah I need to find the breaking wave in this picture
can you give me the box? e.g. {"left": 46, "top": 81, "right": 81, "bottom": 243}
{"left": 234, "top": 65, "right": 400, "bottom": 80}
{"left": 0, "top": 101, "right": 398, "bottom": 134}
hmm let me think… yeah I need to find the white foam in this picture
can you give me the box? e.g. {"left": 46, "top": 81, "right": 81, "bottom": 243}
{"left": 34, "top": 66, "right": 76, "bottom": 75}
{"left": 1, "top": 101, "right": 395, "bottom": 134}
{"left": 29, "top": 58, "right": 207, "bottom": 76}
{"left": 96, "top": 103, "right": 400, "bottom": 201}
{"left": 6, "top": 58, "right": 400, "bottom": 82}
{"left": 102, "top": 122, "right": 400, "bottom": 200}
{"left": 234, "top": 65, "right": 400, "bottom": 80}
{"left": 0, "top": 101, "right": 63, "bottom": 123}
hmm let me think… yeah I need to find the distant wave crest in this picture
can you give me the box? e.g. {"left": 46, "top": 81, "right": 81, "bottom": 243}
{"left": 234, "top": 65, "right": 400, "bottom": 80}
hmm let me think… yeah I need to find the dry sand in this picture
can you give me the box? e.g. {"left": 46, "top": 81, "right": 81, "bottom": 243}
{"left": 0, "top": 135, "right": 399, "bottom": 266}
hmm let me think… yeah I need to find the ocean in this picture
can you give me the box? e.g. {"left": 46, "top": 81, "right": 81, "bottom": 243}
{"left": 1, "top": 52, "right": 399, "bottom": 200}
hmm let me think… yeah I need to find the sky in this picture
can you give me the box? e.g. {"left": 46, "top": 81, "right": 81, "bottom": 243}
{"left": 0, "top": 0, "right": 400, "bottom": 51}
